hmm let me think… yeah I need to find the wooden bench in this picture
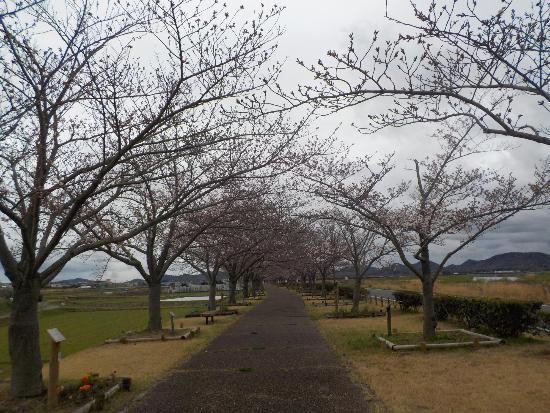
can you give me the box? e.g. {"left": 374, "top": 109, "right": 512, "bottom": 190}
{"left": 200, "top": 310, "right": 217, "bottom": 325}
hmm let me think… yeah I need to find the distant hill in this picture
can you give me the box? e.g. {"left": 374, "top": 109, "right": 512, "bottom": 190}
{"left": 445, "top": 252, "right": 550, "bottom": 274}
{"left": 49, "top": 272, "right": 228, "bottom": 286}
{"left": 336, "top": 252, "right": 550, "bottom": 278}
{"left": 53, "top": 277, "right": 93, "bottom": 285}
{"left": 336, "top": 261, "right": 440, "bottom": 278}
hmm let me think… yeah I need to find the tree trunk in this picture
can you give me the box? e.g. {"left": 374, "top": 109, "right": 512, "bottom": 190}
{"left": 242, "top": 275, "right": 250, "bottom": 299}
{"left": 228, "top": 279, "right": 237, "bottom": 304}
{"left": 9, "top": 277, "right": 44, "bottom": 398}
{"left": 252, "top": 277, "right": 261, "bottom": 296}
{"left": 307, "top": 272, "right": 315, "bottom": 287}
{"left": 420, "top": 250, "right": 436, "bottom": 339}
{"left": 147, "top": 281, "right": 162, "bottom": 331}
{"left": 208, "top": 280, "right": 217, "bottom": 311}
{"left": 321, "top": 272, "right": 327, "bottom": 299}
{"left": 352, "top": 274, "right": 362, "bottom": 313}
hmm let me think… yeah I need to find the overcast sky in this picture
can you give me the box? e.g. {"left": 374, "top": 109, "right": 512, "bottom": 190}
{"left": 1, "top": 0, "right": 549, "bottom": 283}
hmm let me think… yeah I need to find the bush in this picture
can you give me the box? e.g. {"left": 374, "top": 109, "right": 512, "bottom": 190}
{"left": 338, "top": 285, "right": 355, "bottom": 299}
{"left": 393, "top": 291, "right": 422, "bottom": 312}
{"left": 0, "top": 288, "right": 13, "bottom": 300}
{"left": 433, "top": 295, "right": 541, "bottom": 337}
{"left": 315, "top": 282, "right": 336, "bottom": 293}
{"left": 393, "top": 290, "right": 541, "bottom": 337}
{"left": 538, "top": 312, "right": 550, "bottom": 330}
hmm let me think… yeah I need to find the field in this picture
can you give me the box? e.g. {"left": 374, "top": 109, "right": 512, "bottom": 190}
{"left": 306, "top": 296, "right": 550, "bottom": 413}
{"left": 0, "top": 287, "right": 237, "bottom": 382}
{"left": 0, "top": 286, "right": 255, "bottom": 412}
{"left": 364, "top": 272, "right": 550, "bottom": 302}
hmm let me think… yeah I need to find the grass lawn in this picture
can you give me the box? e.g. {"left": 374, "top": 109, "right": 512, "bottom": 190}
{"left": 305, "top": 296, "right": 550, "bottom": 413}
{"left": 0, "top": 305, "right": 205, "bottom": 382}
{"left": 0, "top": 286, "right": 236, "bottom": 382}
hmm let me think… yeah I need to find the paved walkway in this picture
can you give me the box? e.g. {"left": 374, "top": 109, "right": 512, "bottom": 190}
{"left": 127, "top": 286, "right": 371, "bottom": 412}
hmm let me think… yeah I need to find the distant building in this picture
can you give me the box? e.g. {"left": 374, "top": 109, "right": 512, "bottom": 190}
{"left": 166, "top": 280, "right": 233, "bottom": 294}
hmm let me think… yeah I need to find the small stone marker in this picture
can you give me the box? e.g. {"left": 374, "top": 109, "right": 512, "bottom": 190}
{"left": 47, "top": 328, "right": 66, "bottom": 408}
{"left": 169, "top": 312, "right": 176, "bottom": 334}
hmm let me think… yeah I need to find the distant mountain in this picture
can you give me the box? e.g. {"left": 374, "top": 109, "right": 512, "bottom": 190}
{"left": 53, "top": 277, "right": 93, "bottom": 285}
{"left": 121, "top": 279, "right": 147, "bottom": 286}
{"left": 335, "top": 252, "right": 550, "bottom": 278}
{"left": 49, "top": 272, "right": 228, "bottom": 286}
{"left": 445, "top": 252, "right": 550, "bottom": 274}
{"left": 336, "top": 261, "right": 439, "bottom": 277}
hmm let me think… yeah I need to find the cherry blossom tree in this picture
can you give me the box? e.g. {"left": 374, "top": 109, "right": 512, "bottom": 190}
{"left": 181, "top": 190, "right": 273, "bottom": 310}
{"left": 295, "top": 1, "right": 550, "bottom": 146}
{"left": 0, "top": 0, "right": 286, "bottom": 396}
{"left": 333, "top": 211, "right": 392, "bottom": 312}
{"left": 183, "top": 210, "right": 238, "bottom": 311}
{"left": 221, "top": 202, "right": 278, "bottom": 304}
{"left": 305, "top": 123, "right": 550, "bottom": 338}
{"left": 310, "top": 220, "right": 343, "bottom": 298}
{"left": 90, "top": 109, "right": 311, "bottom": 330}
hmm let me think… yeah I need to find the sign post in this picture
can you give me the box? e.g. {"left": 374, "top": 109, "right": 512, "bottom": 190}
{"left": 169, "top": 312, "right": 175, "bottom": 334}
{"left": 47, "top": 328, "right": 66, "bottom": 409}
{"left": 335, "top": 283, "right": 339, "bottom": 315}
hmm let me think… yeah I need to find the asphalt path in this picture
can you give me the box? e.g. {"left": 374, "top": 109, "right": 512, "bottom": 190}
{"left": 126, "top": 285, "right": 371, "bottom": 413}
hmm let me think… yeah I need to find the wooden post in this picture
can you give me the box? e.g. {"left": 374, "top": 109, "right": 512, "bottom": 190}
{"left": 335, "top": 283, "right": 339, "bottom": 315}
{"left": 386, "top": 305, "right": 392, "bottom": 336}
{"left": 47, "top": 328, "right": 66, "bottom": 409}
{"left": 169, "top": 312, "right": 175, "bottom": 334}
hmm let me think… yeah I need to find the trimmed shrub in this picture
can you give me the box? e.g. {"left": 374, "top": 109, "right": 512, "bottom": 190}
{"left": 393, "top": 290, "right": 541, "bottom": 337}
{"left": 433, "top": 295, "right": 541, "bottom": 337}
{"left": 393, "top": 291, "right": 423, "bottom": 312}
{"left": 338, "top": 285, "right": 355, "bottom": 299}
{"left": 315, "top": 282, "right": 336, "bottom": 293}
{"left": 538, "top": 312, "right": 550, "bottom": 330}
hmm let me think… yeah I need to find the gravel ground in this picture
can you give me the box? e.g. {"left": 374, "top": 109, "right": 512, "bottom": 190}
{"left": 125, "top": 285, "right": 371, "bottom": 413}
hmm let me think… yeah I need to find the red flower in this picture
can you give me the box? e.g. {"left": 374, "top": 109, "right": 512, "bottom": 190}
{"left": 79, "top": 384, "right": 91, "bottom": 392}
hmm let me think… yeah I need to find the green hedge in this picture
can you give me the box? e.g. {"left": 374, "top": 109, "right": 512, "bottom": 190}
{"left": 538, "top": 312, "right": 550, "bottom": 330}
{"left": 393, "top": 291, "right": 422, "bottom": 312}
{"left": 338, "top": 285, "right": 355, "bottom": 299}
{"left": 315, "top": 282, "right": 336, "bottom": 293}
{"left": 394, "top": 291, "right": 542, "bottom": 337}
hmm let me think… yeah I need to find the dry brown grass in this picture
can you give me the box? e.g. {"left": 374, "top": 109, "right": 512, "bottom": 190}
{"left": 307, "top": 299, "right": 550, "bottom": 413}
{"left": 365, "top": 278, "right": 550, "bottom": 302}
